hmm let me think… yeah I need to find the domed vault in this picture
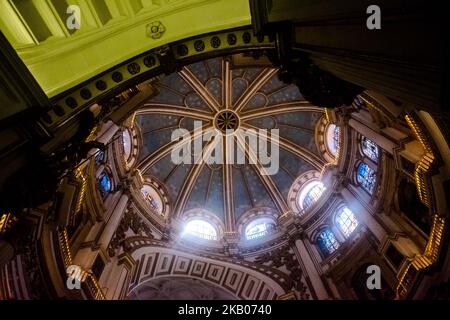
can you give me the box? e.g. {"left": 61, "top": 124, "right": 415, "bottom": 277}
{"left": 134, "top": 56, "right": 325, "bottom": 236}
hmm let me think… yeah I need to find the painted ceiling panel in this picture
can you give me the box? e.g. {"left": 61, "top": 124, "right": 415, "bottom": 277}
{"left": 275, "top": 111, "right": 321, "bottom": 130}
{"left": 206, "top": 58, "right": 222, "bottom": 78}
{"left": 243, "top": 67, "right": 263, "bottom": 83}
{"left": 141, "top": 127, "right": 179, "bottom": 160}
{"left": 147, "top": 153, "right": 178, "bottom": 185}
{"left": 178, "top": 116, "right": 208, "bottom": 132}
{"left": 185, "top": 166, "right": 211, "bottom": 212}
{"left": 160, "top": 72, "right": 192, "bottom": 95}
{"left": 137, "top": 114, "right": 180, "bottom": 133}
{"left": 148, "top": 86, "right": 185, "bottom": 105}
{"left": 278, "top": 126, "right": 318, "bottom": 155}
{"left": 164, "top": 163, "right": 192, "bottom": 208}
{"left": 270, "top": 163, "right": 296, "bottom": 200}
{"left": 232, "top": 68, "right": 245, "bottom": 78}
{"left": 185, "top": 92, "right": 210, "bottom": 112}
{"left": 280, "top": 150, "right": 315, "bottom": 178}
{"left": 204, "top": 169, "right": 225, "bottom": 220}
{"left": 246, "top": 116, "right": 276, "bottom": 130}
{"left": 188, "top": 61, "right": 210, "bottom": 85}
{"left": 259, "top": 74, "right": 286, "bottom": 95}
{"left": 268, "top": 85, "right": 304, "bottom": 105}
{"left": 241, "top": 166, "right": 276, "bottom": 210}
{"left": 232, "top": 166, "right": 254, "bottom": 220}
{"left": 232, "top": 78, "right": 248, "bottom": 103}
{"left": 137, "top": 114, "right": 207, "bottom": 161}
{"left": 206, "top": 78, "right": 222, "bottom": 106}
{"left": 242, "top": 92, "right": 267, "bottom": 112}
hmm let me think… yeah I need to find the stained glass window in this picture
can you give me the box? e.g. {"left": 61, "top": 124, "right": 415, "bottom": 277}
{"left": 333, "top": 126, "right": 340, "bottom": 153}
{"left": 326, "top": 124, "right": 340, "bottom": 155}
{"left": 95, "top": 150, "right": 105, "bottom": 165}
{"left": 245, "top": 220, "right": 276, "bottom": 240}
{"left": 98, "top": 172, "right": 111, "bottom": 198}
{"left": 141, "top": 185, "right": 163, "bottom": 215}
{"left": 317, "top": 228, "right": 340, "bottom": 255}
{"left": 336, "top": 207, "right": 358, "bottom": 238}
{"left": 357, "top": 163, "right": 377, "bottom": 194}
{"left": 302, "top": 182, "right": 326, "bottom": 209}
{"left": 122, "top": 130, "right": 132, "bottom": 161}
{"left": 361, "top": 136, "right": 379, "bottom": 162}
{"left": 148, "top": 197, "right": 160, "bottom": 213}
{"left": 184, "top": 220, "right": 217, "bottom": 240}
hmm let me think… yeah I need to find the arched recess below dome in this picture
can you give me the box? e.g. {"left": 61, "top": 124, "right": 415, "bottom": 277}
{"left": 127, "top": 277, "right": 238, "bottom": 300}
{"left": 107, "top": 241, "right": 294, "bottom": 300}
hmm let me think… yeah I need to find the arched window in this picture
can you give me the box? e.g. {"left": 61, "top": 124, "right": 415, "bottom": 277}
{"left": 354, "top": 95, "right": 365, "bottom": 109}
{"left": 317, "top": 228, "right": 340, "bottom": 256}
{"left": 336, "top": 207, "right": 358, "bottom": 238}
{"left": 183, "top": 220, "right": 217, "bottom": 241}
{"left": 95, "top": 150, "right": 105, "bottom": 165}
{"left": 333, "top": 126, "right": 340, "bottom": 152}
{"left": 357, "top": 163, "right": 376, "bottom": 194}
{"left": 141, "top": 185, "right": 163, "bottom": 215}
{"left": 122, "top": 130, "right": 132, "bottom": 161}
{"left": 326, "top": 124, "right": 340, "bottom": 155}
{"left": 299, "top": 181, "right": 326, "bottom": 210}
{"left": 245, "top": 218, "right": 276, "bottom": 240}
{"left": 361, "top": 136, "right": 379, "bottom": 162}
{"left": 302, "top": 182, "right": 326, "bottom": 209}
{"left": 98, "top": 171, "right": 111, "bottom": 198}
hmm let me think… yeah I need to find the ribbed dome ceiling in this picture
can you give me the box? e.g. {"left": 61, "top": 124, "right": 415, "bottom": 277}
{"left": 135, "top": 56, "right": 325, "bottom": 229}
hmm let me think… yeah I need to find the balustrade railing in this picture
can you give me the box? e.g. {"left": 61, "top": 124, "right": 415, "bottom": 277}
{"left": 396, "top": 215, "right": 445, "bottom": 299}
{"left": 394, "top": 115, "right": 444, "bottom": 299}
{"left": 57, "top": 228, "right": 106, "bottom": 300}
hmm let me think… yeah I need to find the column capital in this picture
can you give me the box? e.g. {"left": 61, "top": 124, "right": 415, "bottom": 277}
{"left": 117, "top": 252, "right": 136, "bottom": 270}
{"left": 222, "top": 235, "right": 240, "bottom": 258}
{"left": 336, "top": 106, "right": 354, "bottom": 126}
{"left": 118, "top": 174, "right": 135, "bottom": 195}
{"left": 288, "top": 228, "right": 308, "bottom": 245}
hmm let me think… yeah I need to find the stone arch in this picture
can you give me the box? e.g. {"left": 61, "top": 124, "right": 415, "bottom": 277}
{"left": 127, "top": 276, "right": 239, "bottom": 300}
{"left": 126, "top": 242, "right": 289, "bottom": 300}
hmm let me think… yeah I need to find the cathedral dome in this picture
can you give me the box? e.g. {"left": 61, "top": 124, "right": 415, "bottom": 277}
{"left": 129, "top": 56, "right": 328, "bottom": 248}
